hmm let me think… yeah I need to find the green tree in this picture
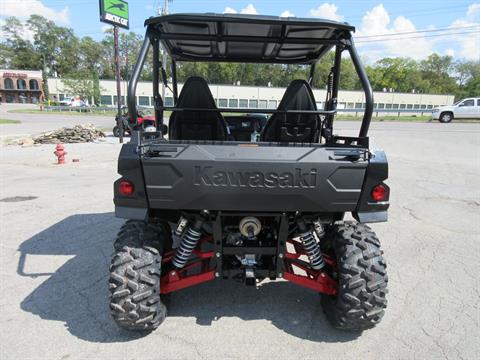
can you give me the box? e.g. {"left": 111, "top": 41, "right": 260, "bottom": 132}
{"left": 42, "top": 69, "right": 49, "bottom": 101}
{"left": 77, "top": 36, "right": 103, "bottom": 74}
{"left": 454, "top": 60, "right": 480, "bottom": 99}
{"left": 0, "top": 14, "right": 475, "bottom": 100}
{"left": 419, "top": 54, "right": 457, "bottom": 94}
{"left": 100, "top": 30, "right": 144, "bottom": 80}
{"left": 26, "top": 15, "right": 79, "bottom": 77}
{"left": 63, "top": 71, "right": 103, "bottom": 105}
{"left": 1, "top": 17, "right": 41, "bottom": 69}
{"left": 312, "top": 51, "right": 361, "bottom": 90}
{"left": 367, "top": 57, "right": 422, "bottom": 92}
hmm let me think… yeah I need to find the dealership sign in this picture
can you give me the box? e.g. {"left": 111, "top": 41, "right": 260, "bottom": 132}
{"left": 99, "top": 0, "right": 129, "bottom": 29}
{"left": 3, "top": 72, "right": 28, "bottom": 78}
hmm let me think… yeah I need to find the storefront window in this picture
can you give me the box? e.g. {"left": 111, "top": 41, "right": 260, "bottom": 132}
{"left": 113, "top": 96, "right": 126, "bottom": 105}
{"left": 4, "top": 78, "right": 14, "bottom": 89}
{"left": 138, "top": 96, "right": 150, "bottom": 106}
{"left": 29, "top": 79, "right": 39, "bottom": 90}
{"left": 17, "top": 79, "right": 27, "bottom": 90}
{"left": 100, "top": 95, "right": 112, "bottom": 105}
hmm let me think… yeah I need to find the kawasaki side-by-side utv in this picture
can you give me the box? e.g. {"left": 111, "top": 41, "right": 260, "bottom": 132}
{"left": 111, "top": 13, "right": 389, "bottom": 332}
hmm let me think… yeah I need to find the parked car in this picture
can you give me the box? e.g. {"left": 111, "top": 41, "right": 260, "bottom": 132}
{"left": 59, "top": 96, "right": 87, "bottom": 107}
{"left": 432, "top": 97, "right": 480, "bottom": 123}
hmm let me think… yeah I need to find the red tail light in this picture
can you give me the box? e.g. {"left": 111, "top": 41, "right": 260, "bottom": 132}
{"left": 119, "top": 180, "right": 134, "bottom": 196}
{"left": 371, "top": 184, "right": 387, "bottom": 202}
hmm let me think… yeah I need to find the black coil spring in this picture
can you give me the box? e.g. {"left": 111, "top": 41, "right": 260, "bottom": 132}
{"left": 172, "top": 227, "right": 202, "bottom": 268}
{"left": 299, "top": 230, "right": 325, "bottom": 270}
{"left": 327, "top": 70, "right": 334, "bottom": 93}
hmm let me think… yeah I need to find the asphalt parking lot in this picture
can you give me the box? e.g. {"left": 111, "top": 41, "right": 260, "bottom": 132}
{"left": 0, "top": 109, "right": 479, "bottom": 359}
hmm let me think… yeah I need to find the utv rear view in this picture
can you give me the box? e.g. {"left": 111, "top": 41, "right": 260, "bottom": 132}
{"left": 110, "top": 13, "right": 389, "bottom": 332}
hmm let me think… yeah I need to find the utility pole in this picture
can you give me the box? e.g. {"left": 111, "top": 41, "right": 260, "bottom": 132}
{"left": 99, "top": 0, "right": 129, "bottom": 143}
{"left": 114, "top": 25, "right": 123, "bottom": 143}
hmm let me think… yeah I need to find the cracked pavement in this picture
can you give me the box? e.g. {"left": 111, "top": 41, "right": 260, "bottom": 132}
{"left": 0, "top": 117, "right": 479, "bottom": 359}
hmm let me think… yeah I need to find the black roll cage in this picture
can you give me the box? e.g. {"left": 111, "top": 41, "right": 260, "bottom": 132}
{"left": 128, "top": 20, "right": 374, "bottom": 140}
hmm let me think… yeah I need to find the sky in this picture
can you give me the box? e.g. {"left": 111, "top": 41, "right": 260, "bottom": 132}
{"left": 1, "top": 0, "right": 479, "bottom": 62}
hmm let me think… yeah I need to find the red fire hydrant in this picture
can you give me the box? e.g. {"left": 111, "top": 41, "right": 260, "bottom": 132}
{"left": 54, "top": 143, "right": 67, "bottom": 165}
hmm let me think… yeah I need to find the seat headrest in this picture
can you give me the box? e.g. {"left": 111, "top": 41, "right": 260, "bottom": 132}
{"left": 168, "top": 76, "right": 228, "bottom": 141}
{"left": 177, "top": 76, "right": 216, "bottom": 108}
{"left": 278, "top": 80, "right": 317, "bottom": 111}
{"left": 260, "top": 79, "right": 320, "bottom": 143}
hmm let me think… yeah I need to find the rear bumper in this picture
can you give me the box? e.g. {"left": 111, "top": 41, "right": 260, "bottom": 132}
{"left": 115, "top": 205, "right": 147, "bottom": 220}
{"left": 354, "top": 210, "right": 387, "bottom": 223}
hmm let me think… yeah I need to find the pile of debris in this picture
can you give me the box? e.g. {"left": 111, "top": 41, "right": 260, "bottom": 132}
{"left": 33, "top": 124, "right": 106, "bottom": 144}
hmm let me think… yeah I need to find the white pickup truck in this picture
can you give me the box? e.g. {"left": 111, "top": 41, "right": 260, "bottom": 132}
{"left": 432, "top": 97, "right": 480, "bottom": 123}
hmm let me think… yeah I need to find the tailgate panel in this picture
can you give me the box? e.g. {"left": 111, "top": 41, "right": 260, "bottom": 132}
{"left": 142, "top": 144, "right": 367, "bottom": 212}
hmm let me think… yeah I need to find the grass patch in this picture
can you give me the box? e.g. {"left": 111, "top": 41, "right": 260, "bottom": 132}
{"left": 8, "top": 108, "right": 117, "bottom": 116}
{"left": 0, "top": 118, "right": 21, "bottom": 124}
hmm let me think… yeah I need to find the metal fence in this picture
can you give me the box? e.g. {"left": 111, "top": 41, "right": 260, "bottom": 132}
{"left": 42, "top": 105, "right": 115, "bottom": 113}
{"left": 42, "top": 105, "right": 433, "bottom": 118}
{"left": 337, "top": 108, "right": 433, "bottom": 117}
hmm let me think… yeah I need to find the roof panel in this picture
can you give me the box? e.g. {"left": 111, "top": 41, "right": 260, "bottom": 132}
{"left": 146, "top": 13, "right": 354, "bottom": 64}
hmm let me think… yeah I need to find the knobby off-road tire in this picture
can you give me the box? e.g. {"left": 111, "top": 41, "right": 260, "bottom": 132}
{"left": 114, "top": 220, "right": 172, "bottom": 253}
{"left": 113, "top": 126, "right": 131, "bottom": 137}
{"left": 322, "top": 221, "right": 388, "bottom": 331}
{"left": 109, "top": 220, "right": 172, "bottom": 331}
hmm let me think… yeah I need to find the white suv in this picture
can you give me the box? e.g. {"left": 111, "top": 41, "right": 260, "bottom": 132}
{"left": 432, "top": 97, "right": 480, "bottom": 123}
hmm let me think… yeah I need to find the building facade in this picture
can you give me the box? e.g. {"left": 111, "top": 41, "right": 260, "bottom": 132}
{"left": 0, "top": 70, "right": 43, "bottom": 104}
{"left": 0, "top": 68, "right": 455, "bottom": 111}
{"left": 47, "top": 77, "right": 455, "bottom": 112}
